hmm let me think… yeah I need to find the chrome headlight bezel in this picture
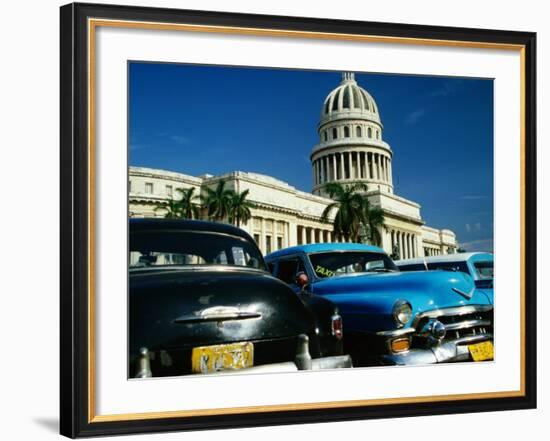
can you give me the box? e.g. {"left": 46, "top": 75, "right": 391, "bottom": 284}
{"left": 392, "top": 300, "right": 413, "bottom": 328}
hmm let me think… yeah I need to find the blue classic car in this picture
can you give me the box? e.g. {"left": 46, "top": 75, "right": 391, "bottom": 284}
{"left": 395, "top": 253, "right": 494, "bottom": 304}
{"left": 265, "top": 244, "right": 494, "bottom": 366}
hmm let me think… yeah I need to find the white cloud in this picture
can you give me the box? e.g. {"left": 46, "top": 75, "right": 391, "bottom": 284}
{"left": 169, "top": 135, "right": 190, "bottom": 145}
{"left": 405, "top": 108, "right": 426, "bottom": 125}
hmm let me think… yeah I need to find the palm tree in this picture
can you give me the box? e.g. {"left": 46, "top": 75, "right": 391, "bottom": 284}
{"left": 201, "top": 180, "right": 233, "bottom": 221}
{"left": 321, "top": 182, "right": 369, "bottom": 242}
{"left": 154, "top": 198, "right": 182, "bottom": 219}
{"left": 362, "top": 201, "right": 385, "bottom": 246}
{"left": 176, "top": 187, "right": 201, "bottom": 219}
{"left": 228, "top": 189, "right": 254, "bottom": 227}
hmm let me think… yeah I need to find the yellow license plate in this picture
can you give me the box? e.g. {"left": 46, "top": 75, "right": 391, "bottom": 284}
{"left": 191, "top": 342, "right": 254, "bottom": 374}
{"left": 468, "top": 341, "right": 494, "bottom": 361}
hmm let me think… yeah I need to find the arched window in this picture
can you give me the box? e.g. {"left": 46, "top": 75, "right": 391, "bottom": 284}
{"left": 356, "top": 126, "right": 362, "bottom": 137}
{"left": 344, "top": 126, "right": 350, "bottom": 138}
{"left": 368, "top": 127, "right": 372, "bottom": 138}
{"left": 323, "top": 131, "right": 328, "bottom": 142}
{"left": 332, "top": 128, "right": 338, "bottom": 139}
{"left": 376, "top": 130, "right": 380, "bottom": 139}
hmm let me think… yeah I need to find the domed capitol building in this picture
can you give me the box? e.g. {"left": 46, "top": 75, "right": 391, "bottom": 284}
{"left": 129, "top": 73, "right": 458, "bottom": 258}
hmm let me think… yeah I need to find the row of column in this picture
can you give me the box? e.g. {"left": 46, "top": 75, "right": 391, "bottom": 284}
{"left": 256, "top": 217, "right": 290, "bottom": 255}
{"left": 297, "top": 225, "right": 335, "bottom": 245}
{"left": 424, "top": 247, "right": 442, "bottom": 256}
{"left": 313, "top": 151, "right": 392, "bottom": 187}
{"left": 390, "top": 229, "right": 418, "bottom": 260}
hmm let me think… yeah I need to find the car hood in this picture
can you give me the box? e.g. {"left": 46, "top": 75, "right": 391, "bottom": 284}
{"left": 130, "top": 267, "right": 315, "bottom": 352}
{"left": 311, "top": 270, "right": 490, "bottom": 332}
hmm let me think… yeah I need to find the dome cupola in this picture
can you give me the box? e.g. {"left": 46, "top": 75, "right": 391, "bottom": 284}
{"left": 320, "top": 72, "right": 381, "bottom": 126}
{"left": 311, "top": 72, "right": 394, "bottom": 197}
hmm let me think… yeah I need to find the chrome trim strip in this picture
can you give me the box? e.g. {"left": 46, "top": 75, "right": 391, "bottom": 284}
{"left": 376, "top": 327, "right": 415, "bottom": 337}
{"left": 444, "top": 319, "right": 492, "bottom": 332}
{"left": 173, "top": 312, "right": 262, "bottom": 324}
{"left": 412, "top": 305, "right": 493, "bottom": 329}
{"left": 451, "top": 334, "right": 493, "bottom": 345}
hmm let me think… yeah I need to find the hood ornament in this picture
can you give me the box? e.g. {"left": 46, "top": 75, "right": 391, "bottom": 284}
{"left": 452, "top": 286, "right": 475, "bottom": 299}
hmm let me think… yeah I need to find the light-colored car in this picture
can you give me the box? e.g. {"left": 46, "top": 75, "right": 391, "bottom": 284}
{"left": 395, "top": 252, "right": 493, "bottom": 304}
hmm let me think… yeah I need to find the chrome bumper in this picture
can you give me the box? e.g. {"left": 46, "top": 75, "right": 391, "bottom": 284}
{"left": 380, "top": 337, "right": 492, "bottom": 366}
{"left": 200, "top": 355, "right": 353, "bottom": 375}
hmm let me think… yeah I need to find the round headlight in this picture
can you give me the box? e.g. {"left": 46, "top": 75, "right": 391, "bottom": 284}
{"left": 392, "top": 300, "right": 412, "bottom": 328}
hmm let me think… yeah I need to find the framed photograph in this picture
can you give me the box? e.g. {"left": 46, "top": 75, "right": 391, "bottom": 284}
{"left": 60, "top": 2, "right": 537, "bottom": 438}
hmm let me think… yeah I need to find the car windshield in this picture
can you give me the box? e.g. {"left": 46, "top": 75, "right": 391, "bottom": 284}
{"left": 130, "top": 230, "right": 266, "bottom": 271}
{"left": 308, "top": 251, "right": 397, "bottom": 278}
{"left": 473, "top": 261, "right": 494, "bottom": 279}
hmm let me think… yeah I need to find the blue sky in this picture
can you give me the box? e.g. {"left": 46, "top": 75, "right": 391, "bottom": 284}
{"left": 129, "top": 62, "right": 494, "bottom": 252}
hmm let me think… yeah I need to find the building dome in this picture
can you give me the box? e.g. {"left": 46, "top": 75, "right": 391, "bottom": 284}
{"left": 320, "top": 72, "right": 381, "bottom": 125}
{"left": 311, "top": 72, "right": 393, "bottom": 197}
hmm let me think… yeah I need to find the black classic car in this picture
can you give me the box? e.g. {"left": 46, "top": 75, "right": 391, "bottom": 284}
{"left": 129, "top": 218, "right": 351, "bottom": 378}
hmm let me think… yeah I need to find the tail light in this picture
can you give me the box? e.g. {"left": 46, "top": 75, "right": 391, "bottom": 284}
{"left": 331, "top": 314, "right": 343, "bottom": 340}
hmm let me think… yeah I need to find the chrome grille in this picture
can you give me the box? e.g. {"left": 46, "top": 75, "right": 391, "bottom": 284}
{"left": 412, "top": 305, "right": 493, "bottom": 345}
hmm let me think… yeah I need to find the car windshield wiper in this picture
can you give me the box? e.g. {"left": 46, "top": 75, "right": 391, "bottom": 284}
{"left": 368, "top": 268, "right": 397, "bottom": 273}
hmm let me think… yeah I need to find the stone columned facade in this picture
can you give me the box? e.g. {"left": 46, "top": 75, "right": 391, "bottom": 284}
{"left": 129, "top": 72, "right": 458, "bottom": 258}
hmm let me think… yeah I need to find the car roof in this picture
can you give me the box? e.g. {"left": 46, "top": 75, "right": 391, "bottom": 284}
{"left": 266, "top": 242, "right": 386, "bottom": 260}
{"left": 395, "top": 252, "right": 493, "bottom": 266}
{"left": 129, "top": 218, "right": 253, "bottom": 241}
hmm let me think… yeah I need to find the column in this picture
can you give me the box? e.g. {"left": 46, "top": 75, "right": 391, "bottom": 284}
{"left": 388, "top": 159, "right": 393, "bottom": 184}
{"left": 316, "top": 160, "right": 320, "bottom": 185}
{"left": 332, "top": 154, "right": 337, "bottom": 181}
{"left": 347, "top": 152, "right": 352, "bottom": 179}
{"left": 283, "top": 222, "right": 290, "bottom": 248}
{"left": 397, "top": 231, "right": 403, "bottom": 259}
{"left": 339, "top": 153, "right": 345, "bottom": 180}
{"left": 301, "top": 225, "right": 306, "bottom": 245}
{"left": 260, "top": 218, "right": 266, "bottom": 254}
{"left": 377, "top": 154, "right": 381, "bottom": 181}
{"left": 366, "top": 153, "right": 371, "bottom": 179}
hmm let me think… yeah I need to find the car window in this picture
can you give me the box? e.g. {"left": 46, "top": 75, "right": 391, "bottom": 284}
{"left": 276, "top": 258, "right": 301, "bottom": 284}
{"left": 426, "top": 261, "right": 470, "bottom": 275}
{"left": 309, "top": 251, "right": 397, "bottom": 278}
{"left": 130, "top": 230, "right": 266, "bottom": 270}
{"left": 474, "top": 261, "right": 494, "bottom": 279}
{"left": 398, "top": 263, "right": 427, "bottom": 272}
